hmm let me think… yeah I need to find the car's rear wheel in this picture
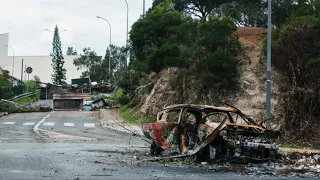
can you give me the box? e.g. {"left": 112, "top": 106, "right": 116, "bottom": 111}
{"left": 150, "top": 141, "right": 163, "bottom": 156}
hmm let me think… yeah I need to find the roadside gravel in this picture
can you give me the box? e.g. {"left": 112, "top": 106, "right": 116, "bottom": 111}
{"left": 99, "top": 108, "right": 144, "bottom": 136}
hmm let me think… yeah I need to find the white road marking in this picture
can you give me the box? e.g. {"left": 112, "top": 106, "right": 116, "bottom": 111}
{"left": 64, "top": 123, "right": 74, "bottom": 127}
{"left": 2, "top": 122, "right": 15, "bottom": 125}
{"left": 33, "top": 111, "right": 55, "bottom": 137}
{"left": 43, "top": 122, "right": 55, "bottom": 127}
{"left": 23, "top": 122, "right": 35, "bottom": 126}
{"left": 84, "top": 123, "right": 95, "bottom": 128}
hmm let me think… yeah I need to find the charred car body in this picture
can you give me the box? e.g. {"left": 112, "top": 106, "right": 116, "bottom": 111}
{"left": 142, "top": 104, "right": 279, "bottom": 163}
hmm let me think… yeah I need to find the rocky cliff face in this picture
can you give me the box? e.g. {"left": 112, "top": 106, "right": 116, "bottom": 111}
{"left": 136, "top": 27, "right": 282, "bottom": 125}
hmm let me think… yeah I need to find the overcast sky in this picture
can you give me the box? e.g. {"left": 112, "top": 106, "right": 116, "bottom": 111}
{"left": 0, "top": 0, "right": 153, "bottom": 56}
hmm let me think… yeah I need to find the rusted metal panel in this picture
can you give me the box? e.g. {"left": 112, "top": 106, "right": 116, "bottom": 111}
{"left": 53, "top": 93, "right": 89, "bottom": 110}
{"left": 53, "top": 99, "right": 83, "bottom": 110}
{"left": 53, "top": 93, "right": 90, "bottom": 100}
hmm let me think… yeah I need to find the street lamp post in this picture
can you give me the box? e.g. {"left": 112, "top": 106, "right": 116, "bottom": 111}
{"left": 45, "top": 28, "right": 67, "bottom": 55}
{"left": 4, "top": 45, "right": 14, "bottom": 85}
{"left": 124, "top": 0, "right": 129, "bottom": 66}
{"left": 45, "top": 29, "right": 67, "bottom": 34}
{"left": 143, "top": 0, "right": 145, "bottom": 16}
{"left": 96, "top": 16, "right": 112, "bottom": 82}
{"left": 266, "top": 0, "right": 272, "bottom": 130}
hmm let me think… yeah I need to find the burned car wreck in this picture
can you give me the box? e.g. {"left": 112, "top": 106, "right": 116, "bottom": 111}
{"left": 142, "top": 104, "right": 279, "bottom": 163}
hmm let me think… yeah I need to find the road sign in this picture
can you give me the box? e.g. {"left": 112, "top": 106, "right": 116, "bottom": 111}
{"left": 26, "top": 67, "right": 33, "bottom": 74}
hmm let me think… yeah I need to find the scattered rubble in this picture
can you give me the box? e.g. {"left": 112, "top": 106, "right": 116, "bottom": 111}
{"left": 235, "top": 152, "right": 320, "bottom": 178}
{"left": 92, "top": 98, "right": 108, "bottom": 109}
{"left": 83, "top": 98, "right": 109, "bottom": 111}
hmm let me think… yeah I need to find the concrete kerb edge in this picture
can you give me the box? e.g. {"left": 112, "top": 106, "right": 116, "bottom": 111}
{"left": 0, "top": 112, "right": 6, "bottom": 118}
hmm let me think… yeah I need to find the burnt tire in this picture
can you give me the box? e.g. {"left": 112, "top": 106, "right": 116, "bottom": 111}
{"left": 196, "top": 145, "right": 210, "bottom": 162}
{"left": 150, "top": 142, "right": 163, "bottom": 156}
{"left": 196, "top": 145, "right": 217, "bottom": 162}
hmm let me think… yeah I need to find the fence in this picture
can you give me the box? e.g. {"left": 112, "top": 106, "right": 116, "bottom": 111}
{"left": 12, "top": 85, "right": 24, "bottom": 96}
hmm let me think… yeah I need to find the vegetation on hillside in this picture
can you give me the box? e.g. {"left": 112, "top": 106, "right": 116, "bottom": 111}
{"left": 126, "top": 0, "right": 241, "bottom": 95}
{"left": 271, "top": 0, "right": 320, "bottom": 145}
{"left": 16, "top": 93, "right": 40, "bottom": 105}
{"left": 106, "top": 0, "right": 319, "bottom": 144}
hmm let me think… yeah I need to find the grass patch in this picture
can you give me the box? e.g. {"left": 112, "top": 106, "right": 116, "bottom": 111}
{"left": 119, "top": 105, "right": 153, "bottom": 125}
{"left": 15, "top": 93, "right": 40, "bottom": 105}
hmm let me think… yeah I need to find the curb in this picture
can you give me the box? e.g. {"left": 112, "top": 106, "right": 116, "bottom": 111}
{"left": 279, "top": 147, "right": 320, "bottom": 154}
{"left": 0, "top": 112, "right": 7, "bottom": 118}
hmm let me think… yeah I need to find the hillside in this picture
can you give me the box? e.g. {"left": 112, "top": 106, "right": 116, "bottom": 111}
{"left": 135, "top": 27, "right": 282, "bottom": 125}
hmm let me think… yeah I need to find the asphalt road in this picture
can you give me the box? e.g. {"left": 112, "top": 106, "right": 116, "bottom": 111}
{"left": 0, "top": 111, "right": 308, "bottom": 180}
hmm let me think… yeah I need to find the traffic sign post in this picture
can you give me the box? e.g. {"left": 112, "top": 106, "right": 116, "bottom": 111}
{"left": 26, "top": 67, "right": 33, "bottom": 92}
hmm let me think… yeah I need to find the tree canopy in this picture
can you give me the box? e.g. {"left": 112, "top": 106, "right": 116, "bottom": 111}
{"left": 51, "top": 25, "right": 66, "bottom": 85}
{"left": 128, "top": 0, "right": 240, "bottom": 91}
{"left": 73, "top": 45, "right": 126, "bottom": 83}
{"left": 268, "top": 0, "right": 320, "bottom": 144}
{"left": 66, "top": 47, "right": 78, "bottom": 55}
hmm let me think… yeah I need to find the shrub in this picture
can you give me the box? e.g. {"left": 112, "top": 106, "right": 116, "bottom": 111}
{"left": 120, "top": 105, "right": 153, "bottom": 125}
{"left": 273, "top": 19, "right": 320, "bottom": 145}
{"left": 108, "top": 89, "right": 130, "bottom": 106}
{"left": 24, "top": 81, "right": 37, "bottom": 92}
{"left": 0, "top": 74, "right": 9, "bottom": 87}
{"left": 113, "top": 69, "right": 140, "bottom": 94}
{"left": 196, "top": 49, "right": 238, "bottom": 89}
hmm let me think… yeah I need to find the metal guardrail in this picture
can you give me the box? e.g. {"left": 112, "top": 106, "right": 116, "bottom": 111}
{"left": 10, "top": 90, "right": 41, "bottom": 102}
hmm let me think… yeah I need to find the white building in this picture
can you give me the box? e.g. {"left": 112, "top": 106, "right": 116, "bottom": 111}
{"left": 0, "top": 33, "right": 85, "bottom": 84}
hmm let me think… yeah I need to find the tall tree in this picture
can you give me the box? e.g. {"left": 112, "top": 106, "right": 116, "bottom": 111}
{"left": 73, "top": 48, "right": 100, "bottom": 71}
{"left": 153, "top": 0, "right": 233, "bottom": 18}
{"left": 74, "top": 47, "right": 125, "bottom": 83}
{"left": 51, "top": 25, "right": 66, "bottom": 85}
{"left": 216, "top": 0, "right": 299, "bottom": 28}
{"left": 66, "top": 47, "right": 78, "bottom": 55}
{"left": 104, "top": 45, "right": 127, "bottom": 71}
{"left": 174, "top": 0, "right": 233, "bottom": 20}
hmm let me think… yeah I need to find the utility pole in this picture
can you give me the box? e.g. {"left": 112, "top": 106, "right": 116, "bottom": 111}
{"left": 266, "top": 0, "right": 272, "bottom": 130}
{"left": 21, "top": 59, "right": 23, "bottom": 83}
{"left": 143, "top": 0, "right": 145, "bottom": 16}
{"left": 24, "top": 65, "right": 26, "bottom": 82}
{"left": 45, "top": 29, "right": 67, "bottom": 34}
{"left": 96, "top": 16, "right": 112, "bottom": 83}
{"left": 4, "top": 45, "right": 14, "bottom": 85}
{"left": 124, "top": 0, "right": 129, "bottom": 66}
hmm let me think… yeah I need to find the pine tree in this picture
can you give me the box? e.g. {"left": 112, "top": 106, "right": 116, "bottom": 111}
{"left": 51, "top": 25, "right": 66, "bottom": 85}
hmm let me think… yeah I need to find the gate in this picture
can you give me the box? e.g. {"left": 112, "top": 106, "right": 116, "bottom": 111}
{"left": 53, "top": 94, "right": 90, "bottom": 111}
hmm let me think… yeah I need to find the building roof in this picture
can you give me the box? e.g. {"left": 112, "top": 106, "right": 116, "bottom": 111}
{"left": 71, "top": 77, "right": 91, "bottom": 85}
